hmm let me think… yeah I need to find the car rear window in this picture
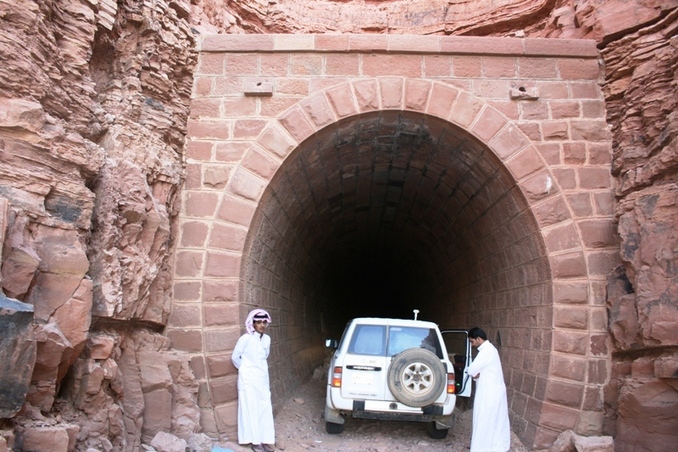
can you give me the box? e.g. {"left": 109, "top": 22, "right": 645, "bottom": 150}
{"left": 388, "top": 327, "right": 442, "bottom": 358}
{"left": 349, "top": 325, "right": 386, "bottom": 355}
{"left": 348, "top": 324, "right": 442, "bottom": 358}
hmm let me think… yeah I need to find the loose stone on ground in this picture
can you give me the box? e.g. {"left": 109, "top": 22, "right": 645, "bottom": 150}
{"left": 216, "top": 366, "right": 528, "bottom": 452}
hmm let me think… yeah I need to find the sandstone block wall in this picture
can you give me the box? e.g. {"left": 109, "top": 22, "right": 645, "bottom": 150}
{"left": 179, "top": 34, "right": 616, "bottom": 447}
{"left": 186, "top": 0, "right": 678, "bottom": 446}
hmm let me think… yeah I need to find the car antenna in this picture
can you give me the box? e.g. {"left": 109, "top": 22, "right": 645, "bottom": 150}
{"left": 413, "top": 309, "right": 419, "bottom": 321}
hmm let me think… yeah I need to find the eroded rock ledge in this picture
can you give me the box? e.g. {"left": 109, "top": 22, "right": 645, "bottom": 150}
{"left": 1, "top": 0, "right": 197, "bottom": 449}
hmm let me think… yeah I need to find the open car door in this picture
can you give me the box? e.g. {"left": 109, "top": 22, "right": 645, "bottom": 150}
{"left": 440, "top": 329, "right": 473, "bottom": 398}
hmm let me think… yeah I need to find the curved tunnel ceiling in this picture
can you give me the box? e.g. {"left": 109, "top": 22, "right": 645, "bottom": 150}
{"left": 244, "top": 110, "right": 549, "bottom": 334}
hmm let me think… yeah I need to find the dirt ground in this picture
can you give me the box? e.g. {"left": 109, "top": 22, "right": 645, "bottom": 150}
{"left": 217, "top": 365, "right": 529, "bottom": 452}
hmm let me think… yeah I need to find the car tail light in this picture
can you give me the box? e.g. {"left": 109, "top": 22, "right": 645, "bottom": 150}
{"left": 332, "top": 366, "right": 343, "bottom": 388}
{"left": 447, "top": 373, "right": 455, "bottom": 394}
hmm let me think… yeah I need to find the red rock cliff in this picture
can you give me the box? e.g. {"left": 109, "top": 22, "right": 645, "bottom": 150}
{"left": 0, "top": 0, "right": 676, "bottom": 450}
{"left": 1, "top": 0, "right": 199, "bottom": 449}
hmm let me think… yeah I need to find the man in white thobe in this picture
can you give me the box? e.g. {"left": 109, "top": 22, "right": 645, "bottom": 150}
{"left": 232, "top": 309, "right": 276, "bottom": 452}
{"left": 465, "top": 327, "right": 511, "bottom": 452}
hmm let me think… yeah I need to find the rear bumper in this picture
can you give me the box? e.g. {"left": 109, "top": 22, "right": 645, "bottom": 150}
{"left": 325, "top": 383, "right": 456, "bottom": 427}
{"left": 325, "top": 404, "right": 454, "bottom": 430}
{"left": 327, "top": 386, "right": 456, "bottom": 413}
{"left": 351, "top": 400, "right": 451, "bottom": 424}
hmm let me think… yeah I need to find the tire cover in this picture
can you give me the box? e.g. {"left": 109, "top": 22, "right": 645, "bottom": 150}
{"left": 387, "top": 348, "right": 446, "bottom": 407}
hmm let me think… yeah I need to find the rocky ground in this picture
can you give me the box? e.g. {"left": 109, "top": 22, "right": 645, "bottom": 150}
{"left": 215, "top": 365, "right": 528, "bottom": 452}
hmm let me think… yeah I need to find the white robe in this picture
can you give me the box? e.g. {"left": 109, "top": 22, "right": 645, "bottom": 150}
{"left": 466, "top": 340, "right": 511, "bottom": 452}
{"left": 232, "top": 332, "right": 275, "bottom": 445}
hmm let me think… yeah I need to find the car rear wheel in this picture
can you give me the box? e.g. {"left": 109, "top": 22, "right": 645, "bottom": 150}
{"left": 387, "top": 348, "right": 446, "bottom": 407}
{"left": 325, "top": 421, "right": 344, "bottom": 434}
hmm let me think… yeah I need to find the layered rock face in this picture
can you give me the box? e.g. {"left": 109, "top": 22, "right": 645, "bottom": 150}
{"left": 0, "top": 0, "right": 198, "bottom": 449}
{"left": 0, "top": 0, "right": 676, "bottom": 450}
{"left": 598, "top": 9, "right": 678, "bottom": 452}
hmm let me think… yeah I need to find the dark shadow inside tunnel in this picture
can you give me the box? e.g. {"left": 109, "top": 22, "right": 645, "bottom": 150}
{"left": 322, "top": 241, "right": 433, "bottom": 321}
{"left": 241, "top": 110, "right": 553, "bottom": 430}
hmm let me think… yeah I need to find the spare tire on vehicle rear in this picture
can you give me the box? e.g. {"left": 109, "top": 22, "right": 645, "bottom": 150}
{"left": 387, "top": 348, "right": 446, "bottom": 407}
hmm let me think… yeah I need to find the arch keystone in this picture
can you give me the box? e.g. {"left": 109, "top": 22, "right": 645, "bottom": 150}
{"left": 379, "top": 78, "right": 404, "bottom": 109}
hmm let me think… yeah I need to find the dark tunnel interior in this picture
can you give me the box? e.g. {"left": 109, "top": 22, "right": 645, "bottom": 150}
{"left": 242, "top": 110, "right": 553, "bottom": 403}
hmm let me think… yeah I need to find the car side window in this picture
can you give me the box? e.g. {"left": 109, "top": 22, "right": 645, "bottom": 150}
{"left": 349, "top": 325, "right": 385, "bottom": 355}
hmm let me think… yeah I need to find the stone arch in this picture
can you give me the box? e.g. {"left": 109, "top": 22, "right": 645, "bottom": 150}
{"left": 177, "top": 48, "right": 616, "bottom": 444}
{"left": 205, "top": 78, "right": 594, "bottom": 446}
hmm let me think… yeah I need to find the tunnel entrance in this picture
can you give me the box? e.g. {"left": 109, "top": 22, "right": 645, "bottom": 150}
{"left": 242, "top": 108, "right": 552, "bottom": 440}
{"left": 177, "top": 34, "right": 615, "bottom": 449}
{"left": 244, "top": 111, "right": 549, "bottom": 337}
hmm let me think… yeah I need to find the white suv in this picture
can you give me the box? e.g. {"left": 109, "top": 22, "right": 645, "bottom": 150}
{"left": 324, "top": 315, "right": 471, "bottom": 439}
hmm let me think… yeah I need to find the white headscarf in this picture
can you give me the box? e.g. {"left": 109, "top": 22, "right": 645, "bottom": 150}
{"left": 245, "top": 308, "right": 272, "bottom": 335}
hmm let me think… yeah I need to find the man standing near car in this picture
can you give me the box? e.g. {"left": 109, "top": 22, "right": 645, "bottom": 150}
{"left": 466, "top": 327, "right": 510, "bottom": 452}
{"left": 232, "top": 308, "right": 276, "bottom": 452}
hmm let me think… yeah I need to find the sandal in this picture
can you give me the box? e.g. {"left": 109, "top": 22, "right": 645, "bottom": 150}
{"left": 251, "top": 445, "right": 264, "bottom": 452}
{"left": 262, "top": 446, "right": 276, "bottom": 452}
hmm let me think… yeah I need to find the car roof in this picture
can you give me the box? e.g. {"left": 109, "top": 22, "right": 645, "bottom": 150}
{"left": 350, "top": 317, "right": 439, "bottom": 328}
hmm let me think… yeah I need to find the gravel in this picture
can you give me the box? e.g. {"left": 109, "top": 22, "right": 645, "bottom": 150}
{"left": 217, "top": 365, "right": 528, "bottom": 452}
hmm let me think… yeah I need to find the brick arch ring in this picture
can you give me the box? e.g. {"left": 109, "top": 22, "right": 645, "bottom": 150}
{"left": 225, "top": 78, "right": 589, "bottom": 277}
{"left": 192, "top": 77, "right": 609, "bottom": 444}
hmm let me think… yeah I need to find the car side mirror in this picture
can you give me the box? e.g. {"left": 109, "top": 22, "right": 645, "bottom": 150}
{"left": 325, "top": 338, "right": 338, "bottom": 349}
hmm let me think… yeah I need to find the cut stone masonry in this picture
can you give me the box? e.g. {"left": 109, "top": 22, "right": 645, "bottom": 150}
{"left": 177, "top": 34, "right": 615, "bottom": 449}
